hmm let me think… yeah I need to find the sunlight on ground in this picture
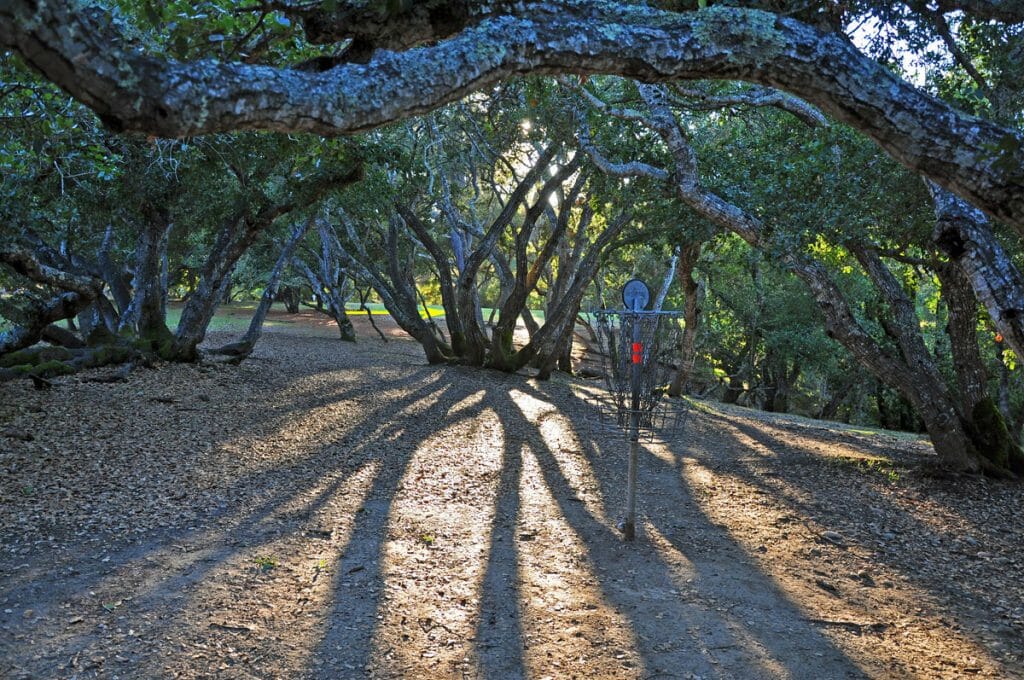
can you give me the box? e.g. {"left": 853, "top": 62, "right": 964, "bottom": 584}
{"left": 214, "top": 370, "right": 449, "bottom": 478}
{"left": 510, "top": 388, "right": 611, "bottom": 524}
{"left": 706, "top": 412, "right": 979, "bottom": 540}
{"left": 515, "top": 439, "right": 644, "bottom": 677}
{"left": 509, "top": 386, "right": 644, "bottom": 676}
{"left": 368, "top": 392, "right": 506, "bottom": 676}
{"left": 678, "top": 454, "right": 1003, "bottom": 677}
{"left": 2, "top": 292, "right": 1020, "bottom": 680}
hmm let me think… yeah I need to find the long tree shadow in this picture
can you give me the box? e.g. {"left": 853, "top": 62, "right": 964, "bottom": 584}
{"left": 303, "top": 364, "right": 544, "bottom": 678}
{"left": 0, "top": 350, "right": 486, "bottom": 677}
{"left": 303, "top": 371, "right": 535, "bottom": 679}
{"left": 515, "top": 378, "right": 870, "bottom": 678}
{"left": 8, "top": 335, "right": 998, "bottom": 678}
{"left": 0, "top": 364, "right": 438, "bottom": 601}
{"left": 691, "top": 399, "right": 934, "bottom": 463}
{"left": 474, "top": 411, "right": 527, "bottom": 679}
{"left": 684, "top": 408, "right": 1023, "bottom": 674}
{"left": 314, "top": 373, "right": 867, "bottom": 679}
{"left": 308, "top": 367, "right": 505, "bottom": 677}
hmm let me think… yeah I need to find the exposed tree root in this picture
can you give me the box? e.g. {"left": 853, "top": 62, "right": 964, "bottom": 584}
{"left": 0, "top": 343, "right": 141, "bottom": 384}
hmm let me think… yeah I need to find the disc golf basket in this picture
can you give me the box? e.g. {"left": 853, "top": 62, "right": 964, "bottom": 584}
{"left": 586, "top": 278, "right": 690, "bottom": 540}
{"left": 589, "top": 311, "right": 689, "bottom": 440}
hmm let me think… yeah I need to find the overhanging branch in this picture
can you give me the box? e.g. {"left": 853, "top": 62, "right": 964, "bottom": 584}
{"left": 0, "top": 1, "right": 1021, "bottom": 227}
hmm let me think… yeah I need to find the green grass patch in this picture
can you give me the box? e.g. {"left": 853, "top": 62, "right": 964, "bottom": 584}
{"left": 344, "top": 302, "right": 446, "bottom": 318}
{"left": 82, "top": 300, "right": 545, "bottom": 335}
{"left": 828, "top": 456, "right": 903, "bottom": 484}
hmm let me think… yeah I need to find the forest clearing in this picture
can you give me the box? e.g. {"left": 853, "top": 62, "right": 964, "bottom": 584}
{"left": 4, "top": 1, "right": 1024, "bottom": 678}
{"left": 2, "top": 314, "right": 1022, "bottom": 679}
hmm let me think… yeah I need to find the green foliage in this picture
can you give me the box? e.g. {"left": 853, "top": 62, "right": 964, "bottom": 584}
{"left": 832, "top": 456, "right": 902, "bottom": 484}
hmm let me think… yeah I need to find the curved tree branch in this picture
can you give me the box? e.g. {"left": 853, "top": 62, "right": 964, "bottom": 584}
{"left": 928, "top": 8, "right": 995, "bottom": 101}
{"left": 0, "top": 245, "right": 104, "bottom": 297}
{"left": 1, "top": 2, "right": 1022, "bottom": 226}
{"left": 576, "top": 119, "right": 669, "bottom": 181}
{"left": 667, "top": 84, "right": 829, "bottom": 128}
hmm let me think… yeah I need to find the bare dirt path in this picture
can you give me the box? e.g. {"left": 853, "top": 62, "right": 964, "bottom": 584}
{"left": 1, "top": 314, "right": 1022, "bottom": 679}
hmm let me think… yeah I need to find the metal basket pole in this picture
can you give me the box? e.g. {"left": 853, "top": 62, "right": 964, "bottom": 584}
{"left": 588, "top": 290, "right": 689, "bottom": 542}
{"left": 624, "top": 307, "right": 641, "bottom": 540}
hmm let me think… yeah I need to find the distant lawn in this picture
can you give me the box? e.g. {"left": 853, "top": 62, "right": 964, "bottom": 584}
{"left": 164, "top": 300, "right": 543, "bottom": 328}
{"left": 162, "top": 301, "right": 455, "bottom": 335}
{"left": 348, "top": 302, "right": 445, "bottom": 317}
{"left": 343, "top": 302, "right": 547, "bottom": 321}
{"left": 166, "top": 302, "right": 257, "bottom": 333}
{"left": 4, "top": 300, "right": 542, "bottom": 335}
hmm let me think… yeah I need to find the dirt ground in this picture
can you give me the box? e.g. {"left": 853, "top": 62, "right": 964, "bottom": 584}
{"left": 1, "top": 310, "right": 1023, "bottom": 679}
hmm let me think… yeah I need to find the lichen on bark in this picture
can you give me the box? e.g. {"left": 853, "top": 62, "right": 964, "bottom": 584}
{"left": 1, "top": 0, "right": 1022, "bottom": 226}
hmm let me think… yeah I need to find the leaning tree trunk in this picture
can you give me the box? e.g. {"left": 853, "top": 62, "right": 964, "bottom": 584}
{"left": 486, "top": 157, "right": 582, "bottom": 371}
{"left": 0, "top": 244, "right": 141, "bottom": 381}
{"left": 814, "top": 246, "right": 983, "bottom": 472}
{"left": 652, "top": 245, "right": 680, "bottom": 312}
{"left": 394, "top": 206, "right": 467, "bottom": 355}
{"left": 297, "top": 258, "right": 356, "bottom": 342}
{"left": 451, "top": 144, "right": 562, "bottom": 366}
{"left": 936, "top": 259, "right": 1024, "bottom": 473}
{"left": 279, "top": 286, "right": 301, "bottom": 313}
{"left": 518, "top": 212, "right": 631, "bottom": 374}
{"left": 937, "top": 261, "right": 988, "bottom": 411}
{"left": 580, "top": 83, "right": 999, "bottom": 473}
{"left": 328, "top": 279, "right": 356, "bottom": 342}
{"left": 172, "top": 264, "right": 233, "bottom": 361}
{"left": 535, "top": 201, "right": 594, "bottom": 377}
{"left": 818, "top": 371, "right": 855, "bottom": 421}
{"left": 170, "top": 163, "right": 362, "bottom": 361}
{"left": 95, "top": 225, "right": 133, "bottom": 317}
{"left": 534, "top": 297, "right": 583, "bottom": 381}
{"left": 929, "top": 182, "right": 1024, "bottom": 362}
{"left": 213, "top": 219, "right": 313, "bottom": 359}
{"left": 0, "top": 246, "right": 104, "bottom": 354}
{"left": 0, "top": 291, "right": 96, "bottom": 356}
{"left": 120, "top": 205, "right": 175, "bottom": 351}
{"left": 334, "top": 215, "right": 451, "bottom": 362}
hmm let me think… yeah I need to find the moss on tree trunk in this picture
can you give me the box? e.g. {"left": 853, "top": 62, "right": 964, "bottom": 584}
{"left": 968, "top": 396, "right": 1024, "bottom": 474}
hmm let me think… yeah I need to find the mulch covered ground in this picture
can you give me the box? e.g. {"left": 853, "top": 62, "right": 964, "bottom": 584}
{"left": 1, "top": 310, "right": 1022, "bottom": 679}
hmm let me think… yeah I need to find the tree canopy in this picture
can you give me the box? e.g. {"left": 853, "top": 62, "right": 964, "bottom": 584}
{"left": 1, "top": 1, "right": 1022, "bottom": 226}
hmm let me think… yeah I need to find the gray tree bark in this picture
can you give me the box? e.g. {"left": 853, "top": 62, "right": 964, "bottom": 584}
{"left": 653, "top": 246, "right": 680, "bottom": 313}
{"left": 2, "top": 2, "right": 1021, "bottom": 227}
{"left": 295, "top": 219, "right": 357, "bottom": 343}
{"left": 0, "top": 245, "right": 105, "bottom": 355}
{"left": 668, "top": 241, "right": 704, "bottom": 397}
{"left": 336, "top": 214, "right": 451, "bottom": 363}
{"left": 213, "top": 218, "right": 315, "bottom": 359}
{"left": 929, "top": 182, "right": 1024, "bottom": 362}
{"left": 936, "top": 260, "right": 990, "bottom": 412}
{"left": 120, "top": 205, "right": 174, "bottom": 342}
{"left": 170, "top": 164, "right": 361, "bottom": 360}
